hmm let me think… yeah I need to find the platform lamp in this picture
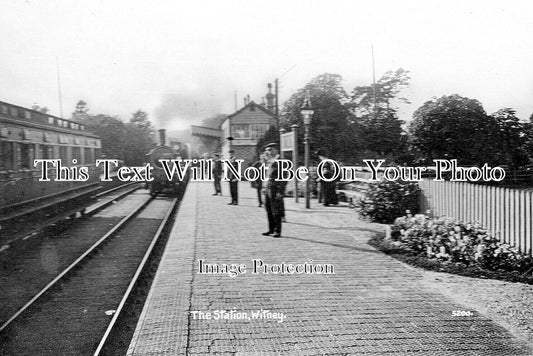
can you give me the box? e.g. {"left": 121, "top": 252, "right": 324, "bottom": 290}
{"left": 300, "top": 91, "right": 314, "bottom": 209}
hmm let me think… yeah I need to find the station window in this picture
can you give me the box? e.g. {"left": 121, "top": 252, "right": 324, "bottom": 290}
{"left": 40, "top": 145, "right": 51, "bottom": 160}
{"left": 0, "top": 143, "right": 4, "bottom": 171}
{"left": 57, "top": 119, "right": 62, "bottom": 127}
{"left": 72, "top": 147, "right": 82, "bottom": 164}
{"left": 231, "top": 124, "right": 249, "bottom": 138}
{"left": 10, "top": 107, "right": 18, "bottom": 117}
{"left": 51, "top": 146, "right": 60, "bottom": 160}
{"left": 24, "top": 111, "right": 31, "bottom": 119}
{"left": 84, "top": 147, "right": 93, "bottom": 164}
{"left": 1, "top": 105, "right": 7, "bottom": 115}
{"left": 250, "top": 124, "right": 269, "bottom": 139}
{"left": 80, "top": 125, "right": 85, "bottom": 131}
{"left": 19, "top": 143, "right": 32, "bottom": 169}
{"left": 59, "top": 146, "right": 68, "bottom": 163}
{"left": 0, "top": 142, "right": 14, "bottom": 171}
{"left": 1, "top": 142, "right": 14, "bottom": 170}
{"left": 48, "top": 117, "right": 54, "bottom": 125}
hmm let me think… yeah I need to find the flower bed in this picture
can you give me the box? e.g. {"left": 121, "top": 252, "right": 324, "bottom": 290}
{"left": 357, "top": 180, "right": 421, "bottom": 223}
{"left": 388, "top": 213, "right": 533, "bottom": 272}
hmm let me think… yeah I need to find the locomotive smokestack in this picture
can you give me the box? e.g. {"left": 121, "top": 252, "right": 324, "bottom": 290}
{"left": 159, "top": 129, "right": 166, "bottom": 146}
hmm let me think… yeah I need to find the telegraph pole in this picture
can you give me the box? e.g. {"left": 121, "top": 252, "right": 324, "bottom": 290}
{"left": 372, "top": 45, "right": 377, "bottom": 119}
{"left": 275, "top": 78, "right": 279, "bottom": 127}
{"left": 56, "top": 56, "right": 64, "bottom": 118}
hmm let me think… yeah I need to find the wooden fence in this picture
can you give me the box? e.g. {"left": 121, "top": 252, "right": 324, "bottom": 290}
{"left": 418, "top": 179, "right": 533, "bottom": 255}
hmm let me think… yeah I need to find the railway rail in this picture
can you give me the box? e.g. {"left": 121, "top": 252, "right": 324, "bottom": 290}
{"left": 0, "top": 189, "right": 181, "bottom": 355}
{"left": 0, "top": 182, "right": 139, "bottom": 249}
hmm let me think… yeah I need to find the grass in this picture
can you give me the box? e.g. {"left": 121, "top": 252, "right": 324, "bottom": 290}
{"left": 368, "top": 234, "right": 533, "bottom": 285}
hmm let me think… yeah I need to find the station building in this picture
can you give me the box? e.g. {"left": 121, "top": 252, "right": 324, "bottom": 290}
{"left": 192, "top": 84, "right": 278, "bottom": 165}
{"left": 220, "top": 100, "right": 277, "bottom": 164}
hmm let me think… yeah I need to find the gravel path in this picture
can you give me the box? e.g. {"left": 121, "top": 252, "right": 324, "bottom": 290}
{"left": 420, "top": 269, "right": 533, "bottom": 347}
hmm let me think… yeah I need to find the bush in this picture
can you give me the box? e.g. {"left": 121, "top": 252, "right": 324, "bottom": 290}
{"left": 390, "top": 213, "right": 533, "bottom": 272}
{"left": 357, "top": 180, "right": 421, "bottom": 223}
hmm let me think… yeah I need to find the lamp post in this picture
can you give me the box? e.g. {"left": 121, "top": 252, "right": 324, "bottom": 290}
{"left": 300, "top": 93, "right": 314, "bottom": 209}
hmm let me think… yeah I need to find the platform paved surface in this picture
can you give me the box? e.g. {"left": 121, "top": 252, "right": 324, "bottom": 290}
{"left": 127, "top": 181, "right": 533, "bottom": 355}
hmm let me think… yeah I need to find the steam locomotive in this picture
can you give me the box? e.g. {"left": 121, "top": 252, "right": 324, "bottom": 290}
{"left": 145, "top": 129, "right": 184, "bottom": 196}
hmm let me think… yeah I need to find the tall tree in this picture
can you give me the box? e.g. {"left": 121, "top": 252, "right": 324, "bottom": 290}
{"left": 360, "top": 109, "right": 404, "bottom": 158}
{"left": 31, "top": 103, "right": 50, "bottom": 114}
{"left": 72, "top": 100, "right": 89, "bottom": 121}
{"left": 521, "top": 121, "right": 533, "bottom": 165}
{"left": 83, "top": 114, "right": 126, "bottom": 160}
{"left": 349, "top": 69, "right": 410, "bottom": 160}
{"left": 124, "top": 110, "right": 154, "bottom": 165}
{"left": 491, "top": 108, "right": 528, "bottom": 168}
{"left": 279, "top": 73, "right": 358, "bottom": 164}
{"left": 350, "top": 68, "right": 410, "bottom": 116}
{"left": 256, "top": 125, "right": 280, "bottom": 156}
{"left": 409, "top": 95, "right": 499, "bottom": 165}
{"left": 129, "top": 109, "right": 153, "bottom": 132}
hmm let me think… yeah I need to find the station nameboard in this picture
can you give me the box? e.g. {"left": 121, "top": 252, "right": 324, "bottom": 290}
{"left": 280, "top": 132, "right": 294, "bottom": 152}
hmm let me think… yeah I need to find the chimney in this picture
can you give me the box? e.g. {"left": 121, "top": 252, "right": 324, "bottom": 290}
{"left": 266, "top": 83, "right": 275, "bottom": 111}
{"left": 159, "top": 129, "right": 166, "bottom": 146}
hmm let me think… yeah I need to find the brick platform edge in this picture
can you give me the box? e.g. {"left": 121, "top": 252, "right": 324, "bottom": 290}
{"left": 127, "top": 183, "right": 198, "bottom": 355}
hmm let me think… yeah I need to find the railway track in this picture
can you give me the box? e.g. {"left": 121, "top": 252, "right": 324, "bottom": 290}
{"left": 0, "top": 182, "right": 139, "bottom": 249}
{"left": 0, "top": 189, "right": 180, "bottom": 356}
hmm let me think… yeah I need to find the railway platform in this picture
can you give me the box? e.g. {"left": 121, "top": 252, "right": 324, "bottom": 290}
{"left": 127, "top": 181, "right": 533, "bottom": 355}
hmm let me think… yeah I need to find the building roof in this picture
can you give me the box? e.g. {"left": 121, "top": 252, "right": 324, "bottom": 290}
{"left": 222, "top": 101, "right": 276, "bottom": 125}
{"left": 191, "top": 125, "right": 222, "bottom": 138}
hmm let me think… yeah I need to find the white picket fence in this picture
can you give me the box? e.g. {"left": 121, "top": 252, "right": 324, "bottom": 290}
{"left": 418, "top": 179, "right": 533, "bottom": 256}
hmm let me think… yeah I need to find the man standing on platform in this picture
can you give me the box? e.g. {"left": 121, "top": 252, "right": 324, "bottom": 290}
{"left": 227, "top": 150, "right": 239, "bottom": 205}
{"left": 262, "top": 143, "right": 287, "bottom": 237}
{"left": 315, "top": 149, "right": 338, "bottom": 206}
{"left": 251, "top": 154, "right": 266, "bottom": 207}
{"left": 212, "top": 153, "right": 222, "bottom": 195}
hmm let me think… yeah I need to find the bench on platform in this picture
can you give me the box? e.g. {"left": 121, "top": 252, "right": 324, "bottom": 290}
{"left": 336, "top": 178, "right": 371, "bottom": 208}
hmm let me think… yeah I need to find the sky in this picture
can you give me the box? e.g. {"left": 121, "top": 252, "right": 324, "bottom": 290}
{"left": 1, "top": 0, "right": 532, "bottom": 131}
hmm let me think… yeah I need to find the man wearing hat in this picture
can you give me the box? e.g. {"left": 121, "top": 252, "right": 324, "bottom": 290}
{"left": 315, "top": 149, "right": 338, "bottom": 206}
{"left": 227, "top": 150, "right": 239, "bottom": 205}
{"left": 262, "top": 143, "right": 287, "bottom": 237}
{"left": 212, "top": 153, "right": 222, "bottom": 195}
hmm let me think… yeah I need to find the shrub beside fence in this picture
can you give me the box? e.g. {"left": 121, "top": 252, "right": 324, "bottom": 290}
{"left": 419, "top": 179, "right": 533, "bottom": 256}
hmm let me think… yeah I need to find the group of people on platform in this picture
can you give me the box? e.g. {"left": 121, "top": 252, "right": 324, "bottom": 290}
{"left": 210, "top": 145, "right": 337, "bottom": 238}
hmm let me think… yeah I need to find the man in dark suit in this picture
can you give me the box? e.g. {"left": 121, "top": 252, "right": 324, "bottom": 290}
{"left": 212, "top": 153, "right": 222, "bottom": 195}
{"left": 315, "top": 149, "right": 338, "bottom": 206}
{"left": 227, "top": 150, "right": 239, "bottom": 205}
{"left": 262, "top": 143, "right": 287, "bottom": 237}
